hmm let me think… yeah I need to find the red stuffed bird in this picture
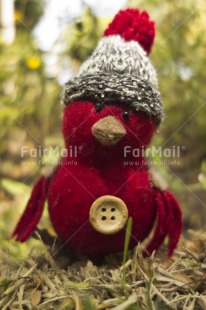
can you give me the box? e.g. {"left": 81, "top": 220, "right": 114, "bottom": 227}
{"left": 12, "top": 8, "right": 182, "bottom": 257}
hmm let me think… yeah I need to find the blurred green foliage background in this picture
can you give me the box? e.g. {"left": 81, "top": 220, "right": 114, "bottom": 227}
{"left": 0, "top": 0, "right": 205, "bottom": 258}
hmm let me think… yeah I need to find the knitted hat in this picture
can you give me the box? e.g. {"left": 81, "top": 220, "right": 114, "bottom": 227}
{"left": 63, "top": 8, "right": 163, "bottom": 124}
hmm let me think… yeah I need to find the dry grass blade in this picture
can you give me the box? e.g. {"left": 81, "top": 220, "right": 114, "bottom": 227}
{"left": 112, "top": 292, "right": 138, "bottom": 310}
{"left": 3, "top": 264, "right": 37, "bottom": 296}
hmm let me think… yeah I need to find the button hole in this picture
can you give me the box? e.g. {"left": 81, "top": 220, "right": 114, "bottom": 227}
{"left": 101, "top": 216, "right": 107, "bottom": 221}
{"left": 111, "top": 216, "right": 115, "bottom": 220}
{"left": 111, "top": 208, "right": 116, "bottom": 212}
{"left": 101, "top": 208, "right": 106, "bottom": 212}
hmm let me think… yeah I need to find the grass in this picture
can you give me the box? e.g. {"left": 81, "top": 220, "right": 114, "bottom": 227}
{"left": 122, "top": 217, "right": 133, "bottom": 297}
{"left": 0, "top": 229, "right": 206, "bottom": 309}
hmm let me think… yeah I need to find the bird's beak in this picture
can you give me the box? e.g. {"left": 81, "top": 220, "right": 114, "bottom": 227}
{"left": 92, "top": 116, "right": 126, "bottom": 146}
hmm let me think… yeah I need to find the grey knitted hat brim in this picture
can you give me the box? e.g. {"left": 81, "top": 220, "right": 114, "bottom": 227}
{"left": 62, "top": 72, "right": 163, "bottom": 124}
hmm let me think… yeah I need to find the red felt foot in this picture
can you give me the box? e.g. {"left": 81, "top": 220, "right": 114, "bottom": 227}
{"left": 12, "top": 176, "right": 49, "bottom": 242}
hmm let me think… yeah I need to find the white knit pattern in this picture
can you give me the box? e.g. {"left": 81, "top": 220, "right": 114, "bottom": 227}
{"left": 78, "top": 35, "right": 158, "bottom": 87}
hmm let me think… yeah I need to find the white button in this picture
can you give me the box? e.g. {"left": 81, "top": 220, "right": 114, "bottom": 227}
{"left": 89, "top": 195, "right": 128, "bottom": 234}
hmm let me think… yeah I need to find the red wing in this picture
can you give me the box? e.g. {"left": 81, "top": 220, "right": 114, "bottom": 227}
{"left": 163, "top": 190, "right": 182, "bottom": 256}
{"left": 144, "top": 189, "right": 182, "bottom": 257}
{"left": 12, "top": 176, "right": 49, "bottom": 242}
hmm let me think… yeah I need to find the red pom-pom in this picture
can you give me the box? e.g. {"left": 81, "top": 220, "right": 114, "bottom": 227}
{"left": 104, "top": 8, "right": 155, "bottom": 54}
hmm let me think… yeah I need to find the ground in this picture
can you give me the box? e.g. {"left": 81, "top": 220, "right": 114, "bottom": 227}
{"left": 0, "top": 230, "right": 205, "bottom": 310}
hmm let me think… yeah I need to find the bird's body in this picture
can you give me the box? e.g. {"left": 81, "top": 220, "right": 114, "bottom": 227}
{"left": 48, "top": 154, "right": 156, "bottom": 256}
{"left": 48, "top": 101, "right": 156, "bottom": 256}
